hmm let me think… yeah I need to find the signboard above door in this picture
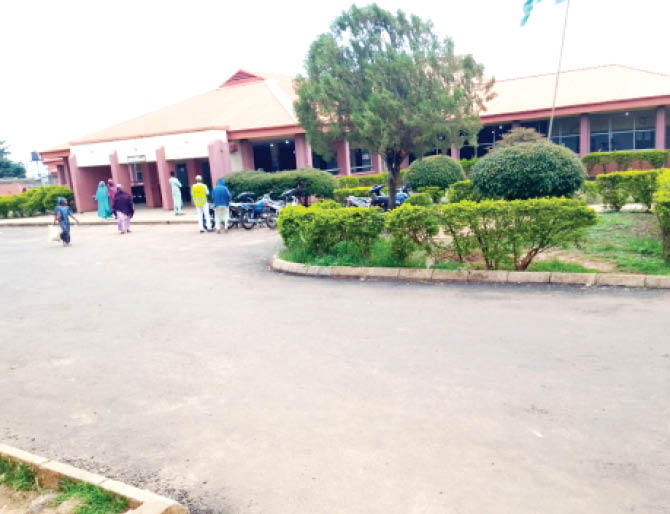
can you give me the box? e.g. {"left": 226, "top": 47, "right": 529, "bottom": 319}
{"left": 127, "top": 155, "right": 146, "bottom": 163}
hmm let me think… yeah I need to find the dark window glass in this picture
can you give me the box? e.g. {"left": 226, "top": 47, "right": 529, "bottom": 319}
{"left": 610, "top": 131, "right": 634, "bottom": 151}
{"left": 350, "top": 149, "right": 372, "bottom": 173}
{"left": 312, "top": 152, "right": 339, "bottom": 174}
{"left": 557, "top": 117, "right": 580, "bottom": 136}
{"left": 252, "top": 140, "right": 296, "bottom": 172}
{"left": 635, "top": 130, "right": 655, "bottom": 150}
{"left": 635, "top": 110, "right": 655, "bottom": 130}
{"left": 590, "top": 133, "right": 610, "bottom": 152}
{"left": 460, "top": 146, "right": 475, "bottom": 160}
{"left": 561, "top": 135, "right": 580, "bottom": 154}
{"left": 590, "top": 114, "right": 609, "bottom": 134}
{"left": 521, "top": 119, "right": 548, "bottom": 135}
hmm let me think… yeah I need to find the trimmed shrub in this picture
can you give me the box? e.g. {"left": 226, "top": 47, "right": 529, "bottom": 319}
{"left": 405, "top": 155, "right": 465, "bottom": 190}
{"left": 0, "top": 197, "right": 8, "bottom": 218}
{"left": 311, "top": 199, "right": 342, "bottom": 209}
{"left": 277, "top": 204, "right": 384, "bottom": 257}
{"left": 471, "top": 141, "right": 585, "bottom": 200}
{"left": 43, "top": 186, "right": 75, "bottom": 212}
{"left": 654, "top": 171, "right": 670, "bottom": 263}
{"left": 226, "top": 169, "right": 337, "bottom": 198}
{"left": 581, "top": 180, "right": 600, "bottom": 204}
{"left": 439, "top": 198, "right": 597, "bottom": 270}
{"left": 416, "top": 186, "right": 443, "bottom": 203}
{"left": 493, "top": 127, "right": 545, "bottom": 149}
{"left": 385, "top": 204, "right": 440, "bottom": 261}
{"left": 405, "top": 192, "right": 433, "bottom": 206}
{"left": 333, "top": 187, "right": 372, "bottom": 203}
{"left": 626, "top": 169, "right": 660, "bottom": 210}
{"left": 596, "top": 172, "right": 632, "bottom": 211}
{"left": 448, "top": 180, "right": 477, "bottom": 203}
{"left": 336, "top": 172, "right": 388, "bottom": 188}
{"left": 583, "top": 150, "right": 669, "bottom": 173}
{"left": 460, "top": 158, "right": 478, "bottom": 178}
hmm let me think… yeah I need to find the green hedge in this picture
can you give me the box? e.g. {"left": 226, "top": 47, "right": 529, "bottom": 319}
{"left": 225, "top": 169, "right": 337, "bottom": 198}
{"left": 471, "top": 141, "right": 585, "bottom": 200}
{"left": 405, "top": 155, "right": 465, "bottom": 190}
{"left": 278, "top": 205, "right": 385, "bottom": 256}
{"left": 333, "top": 187, "right": 372, "bottom": 203}
{"left": 448, "top": 180, "right": 478, "bottom": 203}
{"left": 405, "top": 192, "right": 433, "bottom": 206}
{"left": 0, "top": 185, "right": 75, "bottom": 218}
{"left": 460, "top": 158, "right": 479, "bottom": 177}
{"left": 583, "top": 150, "right": 669, "bottom": 173}
{"left": 385, "top": 204, "right": 440, "bottom": 260}
{"left": 654, "top": 170, "right": 670, "bottom": 263}
{"left": 416, "top": 186, "right": 444, "bottom": 203}
{"left": 438, "top": 198, "right": 597, "bottom": 270}
{"left": 336, "top": 172, "right": 388, "bottom": 188}
{"left": 595, "top": 169, "right": 661, "bottom": 211}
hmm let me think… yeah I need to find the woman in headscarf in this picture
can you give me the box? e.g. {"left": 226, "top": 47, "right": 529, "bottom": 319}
{"left": 112, "top": 184, "right": 134, "bottom": 234}
{"left": 95, "top": 181, "right": 112, "bottom": 219}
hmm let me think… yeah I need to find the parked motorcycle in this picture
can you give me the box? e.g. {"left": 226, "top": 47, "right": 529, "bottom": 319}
{"left": 368, "top": 184, "right": 409, "bottom": 210}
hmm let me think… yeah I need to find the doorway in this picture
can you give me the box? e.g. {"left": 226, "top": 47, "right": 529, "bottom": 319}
{"left": 175, "top": 163, "right": 191, "bottom": 204}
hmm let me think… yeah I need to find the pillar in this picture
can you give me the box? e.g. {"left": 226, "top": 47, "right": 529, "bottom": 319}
{"left": 240, "top": 140, "right": 255, "bottom": 170}
{"left": 336, "top": 139, "right": 351, "bottom": 175}
{"left": 207, "top": 139, "right": 232, "bottom": 183}
{"left": 63, "top": 159, "right": 73, "bottom": 189}
{"left": 399, "top": 155, "right": 410, "bottom": 169}
{"left": 67, "top": 155, "right": 95, "bottom": 212}
{"left": 57, "top": 165, "right": 66, "bottom": 186}
{"left": 371, "top": 153, "right": 383, "bottom": 173}
{"left": 295, "top": 134, "right": 313, "bottom": 169}
{"left": 110, "top": 152, "right": 132, "bottom": 192}
{"left": 579, "top": 114, "right": 590, "bottom": 157}
{"left": 156, "top": 146, "right": 173, "bottom": 210}
{"left": 142, "top": 162, "right": 162, "bottom": 207}
{"left": 656, "top": 106, "right": 666, "bottom": 150}
{"left": 186, "top": 159, "right": 198, "bottom": 186}
{"left": 450, "top": 144, "right": 460, "bottom": 160}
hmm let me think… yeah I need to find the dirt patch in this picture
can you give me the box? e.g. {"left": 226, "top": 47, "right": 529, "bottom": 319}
{"left": 536, "top": 249, "right": 617, "bottom": 272}
{"left": 0, "top": 485, "right": 81, "bottom": 514}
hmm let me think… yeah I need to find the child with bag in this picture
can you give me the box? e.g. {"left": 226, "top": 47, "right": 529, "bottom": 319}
{"left": 53, "top": 197, "right": 79, "bottom": 246}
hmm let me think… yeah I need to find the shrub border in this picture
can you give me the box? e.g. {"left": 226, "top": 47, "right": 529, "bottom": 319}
{"left": 0, "top": 443, "right": 188, "bottom": 514}
{"left": 271, "top": 255, "right": 670, "bottom": 289}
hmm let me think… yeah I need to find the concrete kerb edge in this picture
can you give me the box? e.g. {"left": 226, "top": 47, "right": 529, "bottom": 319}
{"left": 270, "top": 255, "right": 670, "bottom": 289}
{"left": 0, "top": 443, "right": 187, "bottom": 514}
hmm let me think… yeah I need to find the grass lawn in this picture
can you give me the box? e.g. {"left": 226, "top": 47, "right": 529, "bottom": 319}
{"left": 574, "top": 212, "right": 670, "bottom": 275}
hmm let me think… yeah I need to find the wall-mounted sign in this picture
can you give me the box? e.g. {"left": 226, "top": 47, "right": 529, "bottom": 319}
{"left": 127, "top": 155, "right": 146, "bottom": 163}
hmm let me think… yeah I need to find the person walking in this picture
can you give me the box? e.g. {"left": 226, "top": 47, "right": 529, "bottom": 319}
{"left": 169, "top": 171, "right": 183, "bottom": 215}
{"left": 191, "top": 175, "right": 211, "bottom": 233}
{"left": 107, "top": 179, "right": 117, "bottom": 218}
{"left": 95, "top": 181, "right": 112, "bottom": 219}
{"left": 53, "top": 197, "right": 79, "bottom": 246}
{"left": 212, "top": 178, "right": 232, "bottom": 233}
{"left": 112, "top": 184, "right": 134, "bottom": 234}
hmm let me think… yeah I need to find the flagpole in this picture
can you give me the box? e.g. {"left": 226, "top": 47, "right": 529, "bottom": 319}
{"left": 547, "top": 0, "right": 571, "bottom": 140}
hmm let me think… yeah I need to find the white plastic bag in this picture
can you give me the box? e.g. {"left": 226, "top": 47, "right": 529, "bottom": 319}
{"left": 48, "top": 225, "right": 61, "bottom": 242}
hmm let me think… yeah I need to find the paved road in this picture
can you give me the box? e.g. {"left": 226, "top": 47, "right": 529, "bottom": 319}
{"left": 1, "top": 225, "right": 669, "bottom": 514}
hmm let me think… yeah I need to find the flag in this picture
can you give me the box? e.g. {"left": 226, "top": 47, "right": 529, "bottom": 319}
{"left": 521, "top": 0, "right": 567, "bottom": 26}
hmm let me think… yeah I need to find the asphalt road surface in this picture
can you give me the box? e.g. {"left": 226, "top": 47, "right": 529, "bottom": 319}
{"left": 1, "top": 225, "right": 669, "bottom": 514}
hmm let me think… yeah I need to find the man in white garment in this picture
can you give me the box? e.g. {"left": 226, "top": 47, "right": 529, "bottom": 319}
{"left": 169, "top": 171, "right": 183, "bottom": 215}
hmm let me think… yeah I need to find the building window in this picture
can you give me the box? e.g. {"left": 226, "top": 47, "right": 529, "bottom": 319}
{"left": 459, "top": 124, "right": 513, "bottom": 159}
{"left": 131, "top": 163, "right": 143, "bottom": 184}
{"left": 589, "top": 110, "right": 655, "bottom": 152}
{"left": 350, "top": 149, "right": 372, "bottom": 173}
{"left": 550, "top": 116, "right": 580, "bottom": 154}
{"left": 252, "top": 139, "right": 296, "bottom": 171}
{"left": 312, "top": 152, "right": 339, "bottom": 174}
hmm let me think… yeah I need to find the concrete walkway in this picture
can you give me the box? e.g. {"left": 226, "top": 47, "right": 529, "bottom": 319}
{"left": 0, "top": 206, "right": 199, "bottom": 226}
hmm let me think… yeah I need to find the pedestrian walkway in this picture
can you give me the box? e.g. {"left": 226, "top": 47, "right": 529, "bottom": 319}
{"left": 0, "top": 205, "right": 201, "bottom": 226}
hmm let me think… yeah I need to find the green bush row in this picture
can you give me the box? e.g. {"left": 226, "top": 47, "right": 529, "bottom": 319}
{"left": 336, "top": 172, "right": 389, "bottom": 188}
{"left": 582, "top": 150, "right": 669, "bottom": 173}
{"left": 225, "top": 169, "right": 337, "bottom": 198}
{"left": 0, "top": 186, "right": 75, "bottom": 218}
{"left": 277, "top": 197, "right": 597, "bottom": 271}
{"left": 447, "top": 180, "right": 478, "bottom": 203}
{"left": 595, "top": 169, "right": 661, "bottom": 211}
{"left": 654, "top": 170, "right": 670, "bottom": 263}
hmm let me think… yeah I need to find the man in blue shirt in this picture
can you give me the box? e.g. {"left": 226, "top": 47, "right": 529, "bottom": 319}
{"left": 212, "top": 178, "right": 232, "bottom": 233}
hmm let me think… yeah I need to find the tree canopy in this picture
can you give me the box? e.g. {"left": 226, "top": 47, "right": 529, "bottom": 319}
{"left": 294, "top": 3, "right": 494, "bottom": 207}
{"left": 0, "top": 140, "right": 27, "bottom": 179}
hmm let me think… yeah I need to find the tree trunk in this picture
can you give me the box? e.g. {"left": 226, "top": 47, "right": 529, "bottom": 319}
{"left": 386, "top": 149, "right": 404, "bottom": 210}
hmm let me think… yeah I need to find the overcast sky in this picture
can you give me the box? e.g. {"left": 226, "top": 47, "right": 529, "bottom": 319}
{"left": 2, "top": 0, "right": 670, "bottom": 175}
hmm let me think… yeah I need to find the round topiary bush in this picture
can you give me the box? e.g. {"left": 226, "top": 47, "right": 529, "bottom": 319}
{"left": 405, "top": 155, "right": 465, "bottom": 190}
{"left": 470, "top": 142, "right": 585, "bottom": 200}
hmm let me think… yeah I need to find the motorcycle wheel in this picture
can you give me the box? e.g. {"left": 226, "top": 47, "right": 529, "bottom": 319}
{"left": 241, "top": 212, "right": 255, "bottom": 230}
{"left": 265, "top": 214, "right": 278, "bottom": 229}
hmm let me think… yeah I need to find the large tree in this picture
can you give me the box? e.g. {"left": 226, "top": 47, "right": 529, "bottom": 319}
{"left": 0, "top": 140, "right": 26, "bottom": 179}
{"left": 295, "top": 4, "right": 494, "bottom": 208}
